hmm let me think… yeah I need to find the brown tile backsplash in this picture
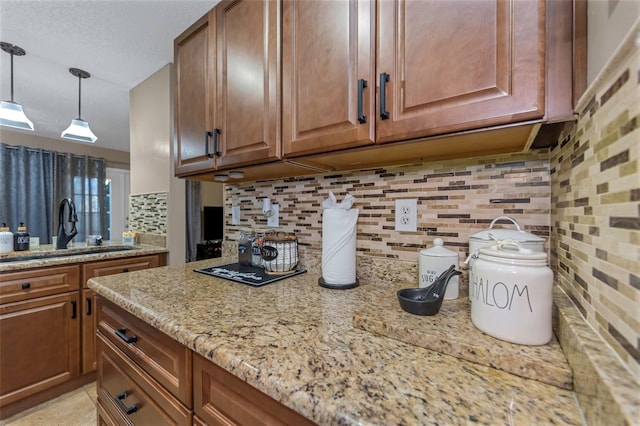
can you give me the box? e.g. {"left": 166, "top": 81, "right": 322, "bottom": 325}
{"left": 224, "top": 151, "right": 551, "bottom": 266}
{"left": 551, "top": 44, "right": 640, "bottom": 383}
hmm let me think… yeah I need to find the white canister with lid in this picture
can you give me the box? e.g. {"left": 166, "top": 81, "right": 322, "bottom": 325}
{"left": 0, "top": 223, "right": 13, "bottom": 253}
{"left": 469, "top": 216, "right": 545, "bottom": 258}
{"left": 419, "top": 238, "right": 460, "bottom": 300}
{"left": 470, "top": 243, "right": 553, "bottom": 345}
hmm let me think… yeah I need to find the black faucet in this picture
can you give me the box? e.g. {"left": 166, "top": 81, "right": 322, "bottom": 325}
{"left": 56, "top": 198, "right": 78, "bottom": 249}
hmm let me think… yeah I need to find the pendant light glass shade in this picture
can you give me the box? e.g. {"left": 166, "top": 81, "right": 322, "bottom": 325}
{"left": 61, "top": 67, "right": 97, "bottom": 143}
{"left": 0, "top": 42, "right": 34, "bottom": 131}
{"left": 61, "top": 118, "right": 97, "bottom": 143}
{"left": 0, "top": 100, "right": 34, "bottom": 131}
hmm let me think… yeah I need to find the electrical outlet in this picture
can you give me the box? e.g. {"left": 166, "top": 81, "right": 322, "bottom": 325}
{"left": 267, "top": 204, "right": 279, "bottom": 228}
{"left": 231, "top": 206, "right": 241, "bottom": 224}
{"left": 395, "top": 199, "right": 417, "bottom": 232}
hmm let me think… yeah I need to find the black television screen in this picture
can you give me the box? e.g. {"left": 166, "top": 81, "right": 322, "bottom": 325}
{"left": 203, "top": 206, "right": 224, "bottom": 241}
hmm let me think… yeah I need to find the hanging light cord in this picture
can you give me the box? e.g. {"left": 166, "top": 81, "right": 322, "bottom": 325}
{"left": 77, "top": 73, "right": 82, "bottom": 120}
{"left": 9, "top": 49, "right": 14, "bottom": 102}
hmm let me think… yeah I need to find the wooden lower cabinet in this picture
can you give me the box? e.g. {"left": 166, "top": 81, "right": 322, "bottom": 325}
{"left": 81, "top": 289, "right": 97, "bottom": 374}
{"left": 82, "top": 253, "right": 167, "bottom": 375}
{"left": 97, "top": 334, "right": 192, "bottom": 425}
{"left": 193, "top": 353, "right": 313, "bottom": 426}
{"left": 96, "top": 298, "right": 314, "bottom": 425}
{"left": 0, "top": 292, "right": 80, "bottom": 409}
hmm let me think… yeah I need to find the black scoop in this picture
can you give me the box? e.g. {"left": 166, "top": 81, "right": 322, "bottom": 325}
{"left": 397, "top": 265, "right": 462, "bottom": 316}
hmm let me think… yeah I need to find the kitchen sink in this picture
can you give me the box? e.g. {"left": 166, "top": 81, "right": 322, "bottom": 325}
{"left": 0, "top": 246, "right": 135, "bottom": 263}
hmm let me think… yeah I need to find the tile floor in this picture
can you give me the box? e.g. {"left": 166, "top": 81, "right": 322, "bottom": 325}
{"left": 0, "top": 382, "right": 96, "bottom": 426}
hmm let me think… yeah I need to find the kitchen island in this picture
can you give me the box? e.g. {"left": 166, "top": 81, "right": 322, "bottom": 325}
{"left": 88, "top": 257, "right": 583, "bottom": 425}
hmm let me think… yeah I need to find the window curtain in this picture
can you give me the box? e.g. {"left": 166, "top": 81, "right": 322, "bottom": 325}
{"left": 0, "top": 143, "right": 107, "bottom": 244}
{"left": 185, "top": 180, "right": 201, "bottom": 262}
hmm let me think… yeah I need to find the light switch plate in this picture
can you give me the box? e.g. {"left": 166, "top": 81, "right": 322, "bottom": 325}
{"left": 395, "top": 199, "right": 417, "bottom": 232}
{"left": 231, "top": 205, "right": 241, "bottom": 225}
{"left": 267, "top": 204, "right": 279, "bottom": 228}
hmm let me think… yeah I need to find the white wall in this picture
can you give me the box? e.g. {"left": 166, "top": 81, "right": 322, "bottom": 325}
{"left": 201, "top": 181, "right": 224, "bottom": 207}
{"left": 129, "top": 64, "right": 186, "bottom": 265}
{"left": 587, "top": 0, "right": 640, "bottom": 83}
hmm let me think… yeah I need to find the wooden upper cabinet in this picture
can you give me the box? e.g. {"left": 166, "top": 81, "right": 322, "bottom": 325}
{"left": 283, "top": 0, "right": 375, "bottom": 157}
{"left": 215, "top": 0, "right": 281, "bottom": 169}
{"left": 376, "top": 0, "right": 545, "bottom": 143}
{"left": 174, "top": 11, "right": 216, "bottom": 176}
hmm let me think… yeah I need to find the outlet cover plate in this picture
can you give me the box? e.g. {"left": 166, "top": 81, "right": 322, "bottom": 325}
{"left": 395, "top": 199, "right": 417, "bottom": 232}
{"left": 231, "top": 206, "right": 241, "bottom": 225}
{"left": 267, "top": 204, "right": 279, "bottom": 228}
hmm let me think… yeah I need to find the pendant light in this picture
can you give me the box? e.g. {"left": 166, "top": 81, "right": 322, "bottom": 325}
{"left": 0, "top": 42, "right": 34, "bottom": 131}
{"left": 61, "top": 67, "right": 97, "bottom": 143}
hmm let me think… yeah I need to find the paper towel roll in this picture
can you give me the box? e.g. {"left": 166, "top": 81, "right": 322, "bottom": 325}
{"left": 322, "top": 208, "right": 359, "bottom": 284}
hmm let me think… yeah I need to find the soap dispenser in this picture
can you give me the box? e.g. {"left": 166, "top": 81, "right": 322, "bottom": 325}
{"left": 419, "top": 238, "right": 460, "bottom": 300}
{"left": 14, "top": 222, "right": 30, "bottom": 251}
{"left": 0, "top": 223, "right": 13, "bottom": 253}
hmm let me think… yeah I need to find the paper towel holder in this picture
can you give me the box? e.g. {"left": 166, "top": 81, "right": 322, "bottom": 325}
{"left": 318, "top": 277, "right": 359, "bottom": 290}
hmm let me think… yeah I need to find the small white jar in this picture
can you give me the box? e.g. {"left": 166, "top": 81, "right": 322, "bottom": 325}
{"left": 0, "top": 224, "right": 13, "bottom": 253}
{"left": 470, "top": 245, "right": 553, "bottom": 345}
{"left": 419, "top": 238, "right": 459, "bottom": 299}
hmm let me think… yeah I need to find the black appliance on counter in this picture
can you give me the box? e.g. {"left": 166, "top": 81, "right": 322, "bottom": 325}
{"left": 197, "top": 240, "right": 222, "bottom": 260}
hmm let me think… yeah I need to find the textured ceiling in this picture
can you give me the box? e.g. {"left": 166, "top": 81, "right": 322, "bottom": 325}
{"left": 0, "top": 0, "right": 218, "bottom": 153}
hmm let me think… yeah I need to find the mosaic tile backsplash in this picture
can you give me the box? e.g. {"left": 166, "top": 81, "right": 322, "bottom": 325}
{"left": 129, "top": 192, "right": 168, "bottom": 235}
{"left": 225, "top": 150, "right": 551, "bottom": 265}
{"left": 551, "top": 44, "right": 640, "bottom": 379}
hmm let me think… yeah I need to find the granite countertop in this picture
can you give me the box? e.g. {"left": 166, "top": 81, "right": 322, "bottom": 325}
{"left": 0, "top": 242, "right": 167, "bottom": 272}
{"left": 88, "top": 257, "right": 583, "bottom": 425}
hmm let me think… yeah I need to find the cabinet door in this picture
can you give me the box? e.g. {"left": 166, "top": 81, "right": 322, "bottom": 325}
{"left": 376, "top": 0, "right": 544, "bottom": 143}
{"left": 215, "top": 0, "right": 281, "bottom": 169}
{"left": 283, "top": 0, "right": 375, "bottom": 156}
{"left": 81, "top": 289, "right": 97, "bottom": 374}
{"left": 0, "top": 293, "right": 80, "bottom": 408}
{"left": 174, "top": 10, "right": 217, "bottom": 176}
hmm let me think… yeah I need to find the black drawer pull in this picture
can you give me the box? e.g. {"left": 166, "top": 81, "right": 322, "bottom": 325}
{"left": 115, "top": 392, "right": 138, "bottom": 415}
{"left": 357, "top": 79, "right": 367, "bottom": 124}
{"left": 21, "top": 282, "right": 30, "bottom": 290}
{"left": 116, "top": 327, "right": 137, "bottom": 344}
{"left": 123, "top": 268, "right": 129, "bottom": 273}
{"left": 71, "top": 300, "right": 77, "bottom": 319}
{"left": 86, "top": 297, "right": 92, "bottom": 315}
{"left": 379, "top": 72, "right": 390, "bottom": 119}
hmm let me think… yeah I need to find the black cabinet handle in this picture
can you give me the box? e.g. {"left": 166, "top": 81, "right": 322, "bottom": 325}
{"left": 357, "top": 79, "right": 367, "bottom": 124}
{"left": 21, "top": 283, "right": 30, "bottom": 290}
{"left": 115, "top": 392, "right": 138, "bottom": 415}
{"left": 71, "top": 300, "right": 77, "bottom": 319}
{"left": 86, "top": 297, "right": 92, "bottom": 315}
{"left": 123, "top": 268, "right": 129, "bottom": 273}
{"left": 116, "top": 327, "right": 137, "bottom": 344}
{"left": 212, "top": 128, "right": 221, "bottom": 156}
{"left": 205, "top": 131, "right": 213, "bottom": 158}
{"left": 379, "top": 72, "right": 390, "bottom": 120}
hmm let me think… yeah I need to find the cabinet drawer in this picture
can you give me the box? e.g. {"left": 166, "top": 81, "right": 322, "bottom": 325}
{"left": 97, "top": 334, "right": 191, "bottom": 426}
{"left": 97, "top": 297, "right": 192, "bottom": 407}
{"left": 193, "top": 353, "right": 313, "bottom": 426}
{"left": 0, "top": 265, "right": 80, "bottom": 304}
{"left": 83, "top": 255, "right": 162, "bottom": 287}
